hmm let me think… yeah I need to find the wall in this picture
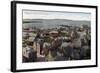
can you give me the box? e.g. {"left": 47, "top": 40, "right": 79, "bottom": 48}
{"left": 0, "top": 0, "right": 99, "bottom": 73}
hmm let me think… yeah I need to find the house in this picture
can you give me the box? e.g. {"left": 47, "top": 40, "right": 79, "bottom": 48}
{"left": 49, "top": 30, "right": 58, "bottom": 37}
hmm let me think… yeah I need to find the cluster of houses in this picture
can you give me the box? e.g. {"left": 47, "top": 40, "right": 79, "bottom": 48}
{"left": 22, "top": 24, "right": 91, "bottom": 62}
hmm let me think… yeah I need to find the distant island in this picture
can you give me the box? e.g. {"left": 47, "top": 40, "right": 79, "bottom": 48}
{"left": 23, "top": 19, "right": 90, "bottom": 29}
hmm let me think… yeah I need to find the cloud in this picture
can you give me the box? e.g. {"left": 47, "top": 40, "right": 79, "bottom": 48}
{"left": 23, "top": 10, "right": 91, "bottom": 21}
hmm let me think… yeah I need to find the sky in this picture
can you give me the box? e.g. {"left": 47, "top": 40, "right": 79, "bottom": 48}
{"left": 23, "top": 10, "right": 91, "bottom": 21}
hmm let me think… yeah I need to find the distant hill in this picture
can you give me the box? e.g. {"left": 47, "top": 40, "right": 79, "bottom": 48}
{"left": 23, "top": 19, "right": 90, "bottom": 29}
